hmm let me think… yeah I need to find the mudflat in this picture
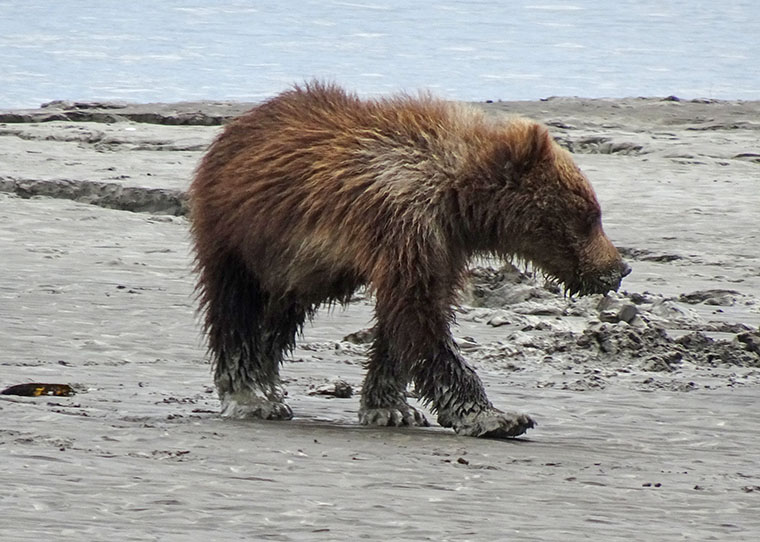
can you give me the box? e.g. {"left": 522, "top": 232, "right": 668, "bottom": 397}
{"left": 1, "top": 97, "right": 759, "bottom": 541}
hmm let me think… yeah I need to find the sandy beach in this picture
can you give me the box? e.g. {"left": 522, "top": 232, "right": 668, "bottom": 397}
{"left": 1, "top": 97, "right": 759, "bottom": 541}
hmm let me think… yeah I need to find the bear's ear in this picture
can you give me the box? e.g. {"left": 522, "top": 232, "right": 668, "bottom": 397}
{"left": 503, "top": 119, "right": 554, "bottom": 173}
{"left": 529, "top": 123, "right": 554, "bottom": 165}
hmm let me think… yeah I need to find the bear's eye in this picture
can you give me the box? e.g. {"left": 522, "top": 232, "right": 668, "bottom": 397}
{"left": 582, "top": 211, "right": 600, "bottom": 233}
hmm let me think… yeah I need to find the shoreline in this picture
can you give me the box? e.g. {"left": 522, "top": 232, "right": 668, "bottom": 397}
{"left": 2, "top": 95, "right": 760, "bottom": 126}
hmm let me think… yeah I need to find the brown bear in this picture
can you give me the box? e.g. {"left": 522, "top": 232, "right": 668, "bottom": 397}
{"left": 189, "top": 82, "right": 630, "bottom": 438}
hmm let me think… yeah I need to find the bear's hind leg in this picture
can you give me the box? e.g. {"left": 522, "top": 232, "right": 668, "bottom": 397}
{"left": 358, "top": 329, "right": 429, "bottom": 427}
{"left": 198, "top": 253, "right": 299, "bottom": 420}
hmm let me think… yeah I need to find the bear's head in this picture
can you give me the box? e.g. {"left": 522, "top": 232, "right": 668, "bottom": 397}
{"left": 482, "top": 118, "right": 630, "bottom": 296}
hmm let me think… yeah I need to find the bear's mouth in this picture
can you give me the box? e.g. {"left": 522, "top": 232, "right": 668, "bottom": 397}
{"left": 561, "top": 264, "right": 631, "bottom": 297}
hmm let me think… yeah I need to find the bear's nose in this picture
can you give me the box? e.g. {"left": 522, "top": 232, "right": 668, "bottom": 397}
{"left": 620, "top": 262, "right": 632, "bottom": 277}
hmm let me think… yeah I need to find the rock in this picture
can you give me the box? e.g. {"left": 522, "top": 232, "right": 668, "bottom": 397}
{"left": 737, "top": 331, "right": 760, "bottom": 356}
{"left": 678, "top": 289, "right": 741, "bottom": 306}
{"left": 599, "top": 310, "right": 619, "bottom": 323}
{"left": 597, "top": 295, "right": 638, "bottom": 324}
{"left": 308, "top": 379, "right": 354, "bottom": 398}
{"left": 618, "top": 304, "right": 639, "bottom": 324}
{"left": 597, "top": 295, "right": 620, "bottom": 312}
{"left": 640, "top": 352, "right": 683, "bottom": 372}
{"left": 560, "top": 135, "right": 647, "bottom": 155}
{"left": 649, "top": 300, "right": 700, "bottom": 326}
{"left": 343, "top": 328, "right": 375, "bottom": 344}
{"left": 628, "top": 292, "right": 654, "bottom": 305}
{"left": 513, "top": 301, "right": 564, "bottom": 316}
{"left": 455, "top": 336, "right": 480, "bottom": 351}
{"left": 487, "top": 314, "right": 511, "bottom": 327}
{"left": 640, "top": 253, "right": 683, "bottom": 263}
{"left": 463, "top": 265, "right": 551, "bottom": 308}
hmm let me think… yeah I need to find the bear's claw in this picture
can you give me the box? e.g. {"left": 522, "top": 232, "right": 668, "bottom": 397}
{"left": 359, "top": 405, "right": 430, "bottom": 427}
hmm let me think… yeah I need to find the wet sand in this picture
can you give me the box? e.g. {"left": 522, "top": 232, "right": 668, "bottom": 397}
{"left": 1, "top": 97, "right": 759, "bottom": 540}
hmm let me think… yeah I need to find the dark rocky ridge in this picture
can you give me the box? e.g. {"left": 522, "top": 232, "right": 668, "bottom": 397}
{"left": 0, "top": 177, "right": 188, "bottom": 215}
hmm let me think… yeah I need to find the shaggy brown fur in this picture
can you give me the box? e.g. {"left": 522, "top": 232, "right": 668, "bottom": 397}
{"left": 190, "top": 82, "right": 629, "bottom": 438}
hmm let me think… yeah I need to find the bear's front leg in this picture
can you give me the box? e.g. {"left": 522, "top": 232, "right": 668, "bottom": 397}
{"left": 359, "top": 329, "right": 429, "bottom": 427}
{"left": 415, "top": 338, "right": 536, "bottom": 438}
{"left": 374, "top": 278, "right": 535, "bottom": 439}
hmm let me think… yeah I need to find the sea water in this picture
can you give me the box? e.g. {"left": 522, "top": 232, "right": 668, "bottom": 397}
{"left": 0, "top": 0, "right": 758, "bottom": 108}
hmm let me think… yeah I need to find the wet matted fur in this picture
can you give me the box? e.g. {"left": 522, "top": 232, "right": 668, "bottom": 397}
{"left": 189, "top": 82, "right": 629, "bottom": 438}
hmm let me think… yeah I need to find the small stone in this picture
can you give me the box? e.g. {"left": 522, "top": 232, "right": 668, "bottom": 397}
{"left": 343, "top": 328, "right": 375, "bottom": 344}
{"left": 628, "top": 292, "right": 652, "bottom": 304}
{"left": 488, "top": 315, "right": 510, "bottom": 327}
{"left": 599, "top": 310, "right": 619, "bottom": 323}
{"left": 737, "top": 332, "right": 760, "bottom": 355}
{"left": 618, "top": 304, "right": 638, "bottom": 324}
{"left": 597, "top": 295, "right": 621, "bottom": 312}
{"left": 308, "top": 379, "right": 354, "bottom": 398}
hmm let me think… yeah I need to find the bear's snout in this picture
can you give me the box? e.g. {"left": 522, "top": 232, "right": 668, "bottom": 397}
{"left": 582, "top": 258, "right": 630, "bottom": 295}
{"left": 567, "top": 231, "right": 631, "bottom": 296}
